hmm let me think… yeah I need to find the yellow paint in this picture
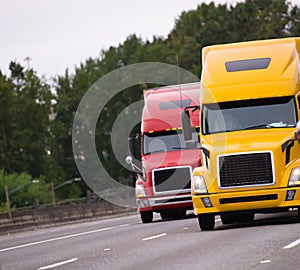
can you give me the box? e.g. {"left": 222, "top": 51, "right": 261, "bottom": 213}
{"left": 193, "top": 37, "right": 300, "bottom": 216}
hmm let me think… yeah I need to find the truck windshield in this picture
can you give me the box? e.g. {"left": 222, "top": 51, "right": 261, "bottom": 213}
{"left": 143, "top": 129, "right": 199, "bottom": 155}
{"left": 202, "top": 96, "right": 297, "bottom": 135}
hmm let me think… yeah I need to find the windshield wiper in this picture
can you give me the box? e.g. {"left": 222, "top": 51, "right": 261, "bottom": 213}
{"left": 244, "top": 124, "right": 270, "bottom": 130}
{"left": 172, "top": 146, "right": 200, "bottom": 150}
{"left": 148, "top": 150, "right": 166, "bottom": 154}
{"left": 245, "top": 122, "right": 293, "bottom": 130}
{"left": 267, "top": 122, "right": 293, "bottom": 127}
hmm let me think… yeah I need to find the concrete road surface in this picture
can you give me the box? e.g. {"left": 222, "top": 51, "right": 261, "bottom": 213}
{"left": 0, "top": 210, "right": 299, "bottom": 270}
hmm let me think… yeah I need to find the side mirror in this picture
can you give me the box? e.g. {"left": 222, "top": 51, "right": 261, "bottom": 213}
{"left": 128, "top": 137, "right": 137, "bottom": 159}
{"left": 181, "top": 110, "right": 192, "bottom": 141}
{"left": 125, "top": 155, "right": 143, "bottom": 173}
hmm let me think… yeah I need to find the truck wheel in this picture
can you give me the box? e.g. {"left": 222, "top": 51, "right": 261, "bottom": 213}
{"left": 160, "top": 209, "right": 187, "bottom": 220}
{"left": 220, "top": 214, "right": 234, "bottom": 225}
{"left": 176, "top": 209, "right": 187, "bottom": 219}
{"left": 235, "top": 213, "right": 255, "bottom": 223}
{"left": 160, "top": 211, "right": 171, "bottom": 220}
{"left": 221, "top": 213, "right": 255, "bottom": 224}
{"left": 140, "top": 211, "right": 153, "bottom": 223}
{"left": 197, "top": 214, "right": 215, "bottom": 231}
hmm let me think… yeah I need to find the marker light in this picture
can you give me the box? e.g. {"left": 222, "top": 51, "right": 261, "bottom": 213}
{"left": 288, "top": 167, "right": 300, "bottom": 186}
{"left": 136, "top": 183, "right": 147, "bottom": 197}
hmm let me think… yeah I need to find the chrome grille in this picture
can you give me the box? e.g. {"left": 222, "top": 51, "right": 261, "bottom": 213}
{"left": 153, "top": 166, "right": 191, "bottom": 193}
{"left": 219, "top": 152, "right": 274, "bottom": 188}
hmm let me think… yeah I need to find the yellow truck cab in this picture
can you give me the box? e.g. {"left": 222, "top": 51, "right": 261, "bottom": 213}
{"left": 182, "top": 37, "right": 300, "bottom": 231}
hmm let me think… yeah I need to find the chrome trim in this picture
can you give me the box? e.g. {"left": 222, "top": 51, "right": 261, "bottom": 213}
{"left": 217, "top": 151, "right": 275, "bottom": 189}
{"left": 137, "top": 194, "right": 192, "bottom": 207}
{"left": 152, "top": 194, "right": 192, "bottom": 206}
{"left": 153, "top": 200, "right": 192, "bottom": 206}
{"left": 152, "top": 165, "right": 192, "bottom": 195}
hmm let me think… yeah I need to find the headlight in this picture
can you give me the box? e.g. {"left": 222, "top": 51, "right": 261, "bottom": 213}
{"left": 288, "top": 167, "right": 300, "bottom": 186}
{"left": 136, "top": 183, "right": 146, "bottom": 197}
{"left": 193, "top": 175, "right": 208, "bottom": 194}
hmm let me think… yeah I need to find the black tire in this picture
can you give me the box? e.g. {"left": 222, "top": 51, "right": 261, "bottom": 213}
{"left": 140, "top": 211, "right": 153, "bottom": 223}
{"left": 220, "top": 214, "right": 234, "bottom": 225}
{"left": 221, "top": 213, "right": 255, "bottom": 224}
{"left": 198, "top": 214, "right": 215, "bottom": 231}
{"left": 160, "top": 211, "right": 171, "bottom": 220}
{"left": 160, "top": 209, "right": 187, "bottom": 220}
{"left": 235, "top": 213, "right": 255, "bottom": 223}
{"left": 298, "top": 207, "right": 300, "bottom": 217}
{"left": 176, "top": 209, "right": 187, "bottom": 219}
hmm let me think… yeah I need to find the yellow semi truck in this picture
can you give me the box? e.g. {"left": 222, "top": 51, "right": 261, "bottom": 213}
{"left": 182, "top": 37, "right": 300, "bottom": 231}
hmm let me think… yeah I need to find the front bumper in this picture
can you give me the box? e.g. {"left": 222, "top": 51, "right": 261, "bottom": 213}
{"left": 137, "top": 193, "right": 193, "bottom": 212}
{"left": 193, "top": 187, "right": 300, "bottom": 215}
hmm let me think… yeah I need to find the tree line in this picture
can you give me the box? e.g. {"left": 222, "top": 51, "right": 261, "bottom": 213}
{"left": 0, "top": 0, "right": 299, "bottom": 207}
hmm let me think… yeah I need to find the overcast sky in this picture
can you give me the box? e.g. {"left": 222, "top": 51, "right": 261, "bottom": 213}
{"left": 1, "top": 0, "right": 299, "bottom": 79}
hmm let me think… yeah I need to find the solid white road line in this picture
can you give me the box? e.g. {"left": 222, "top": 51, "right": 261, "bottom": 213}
{"left": 142, "top": 233, "right": 167, "bottom": 241}
{"left": 38, "top": 258, "right": 78, "bottom": 269}
{"left": 283, "top": 238, "right": 300, "bottom": 249}
{"left": 0, "top": 223, "right": 132, "bottom": 253}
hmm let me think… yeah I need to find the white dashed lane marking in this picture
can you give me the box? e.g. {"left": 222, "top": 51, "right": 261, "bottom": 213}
{"left": 283, "top": 238, "right": 300, "bottom": 249}
{"left": 38, "top": 258, "right": 78, "bottom": 269}
{"left": 142, "top": 233, "right": 167, "bottom": 241}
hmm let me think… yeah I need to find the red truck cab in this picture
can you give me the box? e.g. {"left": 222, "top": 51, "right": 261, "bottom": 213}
{"left": 127, "top": 82, "right": 201, "bottom": 223}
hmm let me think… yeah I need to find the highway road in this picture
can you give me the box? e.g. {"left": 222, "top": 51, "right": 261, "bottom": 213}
{"left": 0, "top": 210, "right": 299, "bottom": 270}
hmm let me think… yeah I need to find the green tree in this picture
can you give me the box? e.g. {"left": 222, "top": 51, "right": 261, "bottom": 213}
{"left": 0, "top": 72, "right": 16, "bottom": 172}
{"left": 168, "top": 2, "right": 231, "bottom": 76}
{"left": 0, "top": 62, "right": 55, "bottom": 179}
{"left": 0, "top": 170, "right": 52, "bottom": 210}
{"left": 288, "top": 4, "right": 300, "bottom": 36}
{"left": 228, "top": 0, "right": 290, "bottom": 41}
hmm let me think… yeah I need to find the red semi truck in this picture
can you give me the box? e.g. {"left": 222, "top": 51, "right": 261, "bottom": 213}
{"left": 126, "top": 82, "right": 201, "bottom": 223}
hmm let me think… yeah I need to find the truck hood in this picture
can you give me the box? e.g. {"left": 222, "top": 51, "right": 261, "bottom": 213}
{"left": 202, "top": 128, "right": 295, "bottom": 156}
